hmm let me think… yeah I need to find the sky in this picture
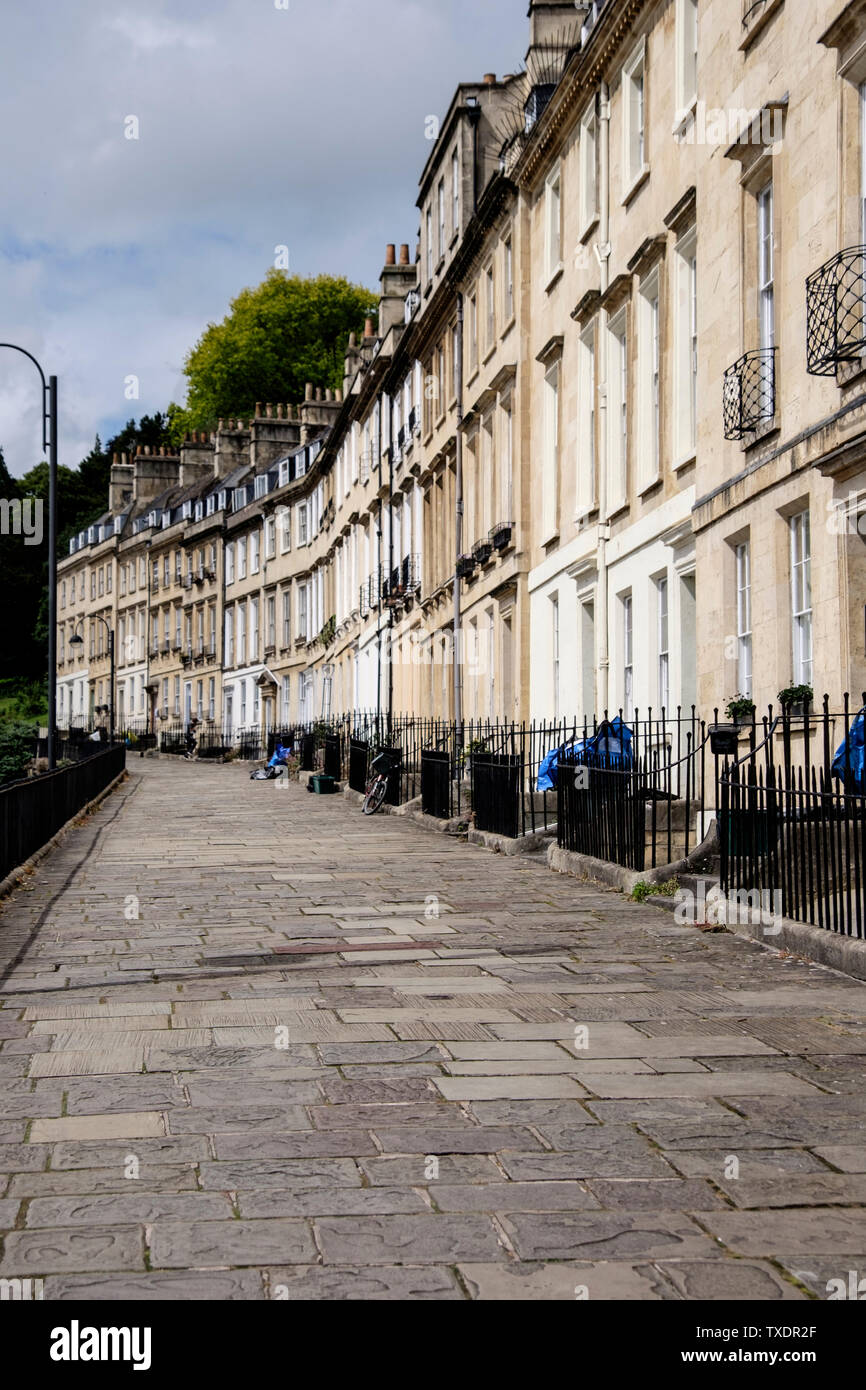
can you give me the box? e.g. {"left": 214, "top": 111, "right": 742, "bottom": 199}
{"left": 0, "top": 0, "right": 530, "bottom": 478}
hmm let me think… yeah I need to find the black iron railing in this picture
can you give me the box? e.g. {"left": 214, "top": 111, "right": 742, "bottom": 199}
{"left": 0, "top": 744, "right": 126, "bottom": 882}
{"left": 806, "top": 247, "right": 866, "bottom": 376}
{"left": 556, "top": 711, "right": 708, "bottom": 870}
{"left": 719, "top": 693, "right": 866, "bottom": 937}
{"left": 723, "top": 347, "right": 777, "bottom": 440}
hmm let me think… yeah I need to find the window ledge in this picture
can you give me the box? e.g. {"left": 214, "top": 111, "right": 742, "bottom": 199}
{"left": 544, "top": 262, "right": 565, "bottom": 294}
{"left": 837, "top": 355, "right": 866, "bottom": 388}
{"left": 541, "top": 530, "right": 560, "bottom": 549}
{"left": 742, "top": 417, "right": 780, "bottom": 451}
{"left": 606, "top": 500, "right": 630, "bottom": 523}
{"left": 740, "top": 0, "right": 784, "bottom": 52}
{"left": 674, "top": 450, "right": 697, "bottom": 473}
{"left": 637, "top": 473, "right": 662, "bottom": 498}
{"left": 482, "top": 343, "right": 497, "bottom": 367}
{"left": 672, "top": 98, "right": 698, "bottom": 141}
{"left": 622, "top": 166, "right": 650, "bottom": 208}
{"left": 500, "top": 314, "right": 516, "bottom": 339}
{"left": 578, "top": 214, "right": 600, "bottom": 245}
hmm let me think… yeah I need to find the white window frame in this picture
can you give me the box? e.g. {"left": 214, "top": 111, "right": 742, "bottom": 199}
{"left": 544, "top": 163, "right": 562, "bottom": 283}
{"left": 503, "top": 236, "right": 514, "bottom": 323}
{"left": 607, "top": 308, "right": 629, "bottom": 512}
{"left": 674, "top": 228, "right": 698, "bottom": 465}
{"left": 542, "top": 360, "right": 560, "bottom": 543}
{"left": 426, "top": 207, "right": 433, "bottom": 281}
{"left": 577, "top": 323, "right": 596, "bottom": 517}
{"left": 657, "top": 575, "right": 670, "bottom": 712}
{"left": 622, "top": 39, "right": 648, "bottom": 198}
{"left": 790, "top": 512, "right": 813, "bottom": 687}
{"left": 452, "top": 149, "right": 459, "bottom": 233}
{"left": 757, "top": 181, "right": 775, "bottom": 351}
{"left": 735, "top": 542, "right": 753, "bottom": 699}
{"left": 225, "top": 542, "right": 235, "bottom": 586}
{"left": 622, "top": 593, "right": 634, "bottom": 720}
{"left": 676, "top": 0, "right": 698, "bottom": 119}
{"left": 579, "top": 100, "right": 599, "bottom": 233}
{"left": 638, "top": 272, "right": 661, "bottom": 489}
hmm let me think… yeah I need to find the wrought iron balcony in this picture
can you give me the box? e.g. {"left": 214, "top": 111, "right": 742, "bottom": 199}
{"left": 456, "top": 553, "right": 477, "bottom": 580}
{"left": 723, "top": 347, "right": 777, "bottom": 441}
{"left": 472, "top": 537, "right": 493, "bottom": 566}
{"left": 490, "top": 520, "right": 514, "bottom": 551}
{"left": 806, "top": 246, "right": 866, "bottom": 376}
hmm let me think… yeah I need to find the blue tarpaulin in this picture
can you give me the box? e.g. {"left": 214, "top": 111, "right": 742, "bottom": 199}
{"left": 831, "top": 711, "right": 866, "bottom": 791}
{"left": 537, "top": 717, "right": 634, "bottom": 792}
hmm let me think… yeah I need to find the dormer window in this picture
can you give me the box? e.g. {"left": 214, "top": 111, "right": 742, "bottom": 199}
{"left": 255, "top": 474, "right": 268, "bottom": 500}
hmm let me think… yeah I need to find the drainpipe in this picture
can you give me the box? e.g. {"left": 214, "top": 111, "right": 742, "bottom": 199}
{"left": 596, "top": 81, "right": 612, "bottom": 714}
{"left": 387, "top": 391, "right": 395, "bottom": 730}
{"left": 454, "top": 293, "right": 465, "bottom": 725}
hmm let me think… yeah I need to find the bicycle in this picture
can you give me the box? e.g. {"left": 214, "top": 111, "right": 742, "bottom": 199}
{"left": 362, "top": 748, "right": 400, "bottom": 815}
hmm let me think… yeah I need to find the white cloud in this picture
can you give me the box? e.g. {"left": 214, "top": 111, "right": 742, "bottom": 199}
{"left": 0, "top": 0, "right": 527, "bottom": 476}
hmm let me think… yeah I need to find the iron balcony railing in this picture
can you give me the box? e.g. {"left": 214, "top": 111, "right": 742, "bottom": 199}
{"left": 379, "top": 556, "right": 420, "bottom": 606}
{"left": 806, "top": 246, "right": 866, "bottom": 376}
{"left": 723, "top": 347, "right": 777, "bottom": 441}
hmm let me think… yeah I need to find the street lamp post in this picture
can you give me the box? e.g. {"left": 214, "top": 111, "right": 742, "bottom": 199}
{"left": 69, "top": 618, "right": 115, "bottom": 746}
{"left": 0, "top": 344, "right": 58, "bottom": 768}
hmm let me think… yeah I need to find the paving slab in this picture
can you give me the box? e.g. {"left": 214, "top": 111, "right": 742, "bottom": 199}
{"left": 2, "top": 756, "right": 865, "bottom": 1299}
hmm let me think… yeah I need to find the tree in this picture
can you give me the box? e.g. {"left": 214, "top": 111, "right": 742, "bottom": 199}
{"left": 168, "top": 271, "right": 375, "bottom": 440}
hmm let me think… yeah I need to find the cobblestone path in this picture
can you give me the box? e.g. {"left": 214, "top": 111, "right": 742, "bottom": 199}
{"left": 1, "top": 758, "right": 865, "bottom": 1300}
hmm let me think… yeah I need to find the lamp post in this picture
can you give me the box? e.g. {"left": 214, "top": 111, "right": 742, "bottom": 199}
{"left": 0, "top": 344, "right": 58, "bottom": 768}
{"left": 69, "top": 618, "right": 114, "bottom": 745}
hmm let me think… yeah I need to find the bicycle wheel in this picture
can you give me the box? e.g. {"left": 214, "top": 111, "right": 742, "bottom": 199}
{"left": 362, "top": 776, "right": 388, "bottom": 815}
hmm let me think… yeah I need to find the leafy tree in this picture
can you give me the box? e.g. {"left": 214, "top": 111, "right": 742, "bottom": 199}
{"left": 0, "top": 720, "right": 37, "bottom": 785}
{"left": 168, "top": 271, "right": 375, "bottom": 440}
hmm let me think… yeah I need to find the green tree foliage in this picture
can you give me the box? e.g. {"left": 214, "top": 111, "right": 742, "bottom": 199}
{"left": 0, "top": 720, "right": 37, "bottom": 785}
{"left": 168, "top": 271, "right": 375, "bottom": 440}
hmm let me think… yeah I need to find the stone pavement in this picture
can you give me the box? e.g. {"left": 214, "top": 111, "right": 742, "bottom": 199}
{"left": 1, "top": 757, "right": 865, "bottom": 1301}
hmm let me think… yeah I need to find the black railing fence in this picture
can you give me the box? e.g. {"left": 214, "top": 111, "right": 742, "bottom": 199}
{"left": 0, "top": 743, "right": 126, "bottom": 882}
{"left": 719, "top": 693, "right": 866, "bottom": 939}
{"left": 556, "top": 709, "right": 708, "bottom": 870}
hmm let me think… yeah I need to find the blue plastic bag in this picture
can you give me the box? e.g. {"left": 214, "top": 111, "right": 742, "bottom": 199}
{"left": 831, "top": 711, "right": 865, "bottom": 790}
{"left": 537, "top": 717, "right": 634, "bottom": 792}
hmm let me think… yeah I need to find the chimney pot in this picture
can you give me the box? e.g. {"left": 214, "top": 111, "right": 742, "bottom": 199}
{"left": 385, "top": 244, "right": 396, "bottom": 266}
{"left": 305, "top": 383, "right": 314, "bottom": 401}
{"left": 348, "top": 331, "right": 357, "bottom": 347}
{"left": 316, "top": 387, "right": 323, "bottom": 401}
{"left": 218, "top": 418, "right": 224, "bottom": 430}
{"left": 364, "top": 317, "right": 375, "bottom": 339}
{"left": 484, "top": 72, "right": 496, "bottom": 85}
{"left": 276, "top": 402, "right": 283, "bottom": 419}
{"left": 266, "top": 403, "right": 273, "bottom": 418}
{"left": 399, "top": 243, "right": 410, "bottom": 266}
{"left": 255, "top": 402, "right": 262, "bottom": 417}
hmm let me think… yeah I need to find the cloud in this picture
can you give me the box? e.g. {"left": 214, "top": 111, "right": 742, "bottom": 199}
{"left": 0, "top": 0, "right": 528, "bottom": 477}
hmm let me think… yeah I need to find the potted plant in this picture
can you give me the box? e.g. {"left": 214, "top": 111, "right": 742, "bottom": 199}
{"left": 725, "top": 696, "right": 756, "bottom": 729}
{"left": 777, "top": 683, "right": 814, "bottom": 719}
{"left": 459, "top": 737, "right": 488, "bottom": 777}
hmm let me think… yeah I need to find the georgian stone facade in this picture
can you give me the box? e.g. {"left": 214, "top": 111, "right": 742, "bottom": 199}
{"left": 56, "top": 0, "right": 864, "bottom": 736}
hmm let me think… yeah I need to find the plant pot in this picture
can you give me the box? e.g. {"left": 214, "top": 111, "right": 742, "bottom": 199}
{"left": 782, "top": 702, "right": 807, "bottom": 719}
